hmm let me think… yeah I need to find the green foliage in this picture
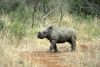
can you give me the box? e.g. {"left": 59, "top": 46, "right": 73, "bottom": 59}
{"left": 0, "top": 2, "right": 8, "bottom": 13}
{"left": 1, "top": 0, "right": 100, "bottom": 17}
{"left": 10, "top": 7, "right": 33, "bottom": 27}
{"left": 0, "top": 20, "right": 5, "bottom": 31}
{"left": 0, "top": 0, "right": 23, "bottom": 14}
{"left": 9, "top": 22, "right": 26, "bottom": 39}
{"left": 68, "top": 0, "right": 100, "bottom": 17}
{"left": 11, "top": 8, "right": 26, "bottom": 21}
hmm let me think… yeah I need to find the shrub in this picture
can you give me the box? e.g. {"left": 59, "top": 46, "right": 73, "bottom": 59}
{"left": 9, "top": 22, "right": 26, "bottom": 40}
{"left": 68, "top": 0, "right": 100, "bottom": 17}
{"left": 0, "top": 20, "right": 5, "bottom": 31}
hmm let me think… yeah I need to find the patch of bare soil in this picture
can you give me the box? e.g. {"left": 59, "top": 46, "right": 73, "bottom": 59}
{"left": 21, "top": 51, "right": 72, "bottom": 67}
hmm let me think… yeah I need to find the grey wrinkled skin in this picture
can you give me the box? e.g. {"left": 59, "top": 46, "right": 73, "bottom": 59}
{"left": 37, "top": 26, "right": 77, "bottom": 53}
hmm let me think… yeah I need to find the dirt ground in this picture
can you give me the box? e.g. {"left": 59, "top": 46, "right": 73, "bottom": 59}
{"left": 19, "top": 38, "right": 100, "bottom": 67}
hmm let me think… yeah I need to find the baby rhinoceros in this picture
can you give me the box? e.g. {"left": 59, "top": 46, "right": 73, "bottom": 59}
{"left": 37, "top": 26, "right": 77, "bottom": 53}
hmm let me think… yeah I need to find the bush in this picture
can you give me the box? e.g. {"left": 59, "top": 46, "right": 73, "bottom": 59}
{"left": 68, "top": 0, "right": 100, "bottom": 17}
{"left": 0, "top": 20, "right": 5, "bottom": 31}
{"left": 0, "top": 0, "right": 23, "bottom": 14}
{"left": 9, "top": 22, "right": 26, "bottom": 40}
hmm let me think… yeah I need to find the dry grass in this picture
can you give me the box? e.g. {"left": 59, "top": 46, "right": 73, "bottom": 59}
{"left": 0, "top": 37, "right": 100, "bottom": 67}
{"left": 0, "top": 14, "right": 100, "bottom": 67}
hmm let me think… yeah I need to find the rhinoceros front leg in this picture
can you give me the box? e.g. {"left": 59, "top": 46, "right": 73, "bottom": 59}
{"left": 48, "top": 40, "right": 58, "bottom": 53}
{"left": 70, "top": 36, "right": 76, "bottom": 51}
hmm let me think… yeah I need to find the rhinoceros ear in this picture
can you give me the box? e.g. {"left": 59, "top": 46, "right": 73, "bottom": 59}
{"left": 48, "top": 26, "right": 53, "bottom": 29}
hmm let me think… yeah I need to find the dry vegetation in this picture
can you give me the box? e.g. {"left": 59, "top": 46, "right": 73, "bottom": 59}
{"left": 0, "top": 0, "right": 100, "bottom": 67}
{"left": 0, "top": 14, "right": 100, "bottom": 67}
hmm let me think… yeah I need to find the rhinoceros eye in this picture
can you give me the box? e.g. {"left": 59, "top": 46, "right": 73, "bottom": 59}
{"left": 43, "top": 32, "right": 46, "bottom": 34}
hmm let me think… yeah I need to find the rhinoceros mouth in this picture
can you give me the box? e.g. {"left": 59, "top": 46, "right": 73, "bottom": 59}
{"left": 37, "top": 36, "right": 44, "bottom": 39}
